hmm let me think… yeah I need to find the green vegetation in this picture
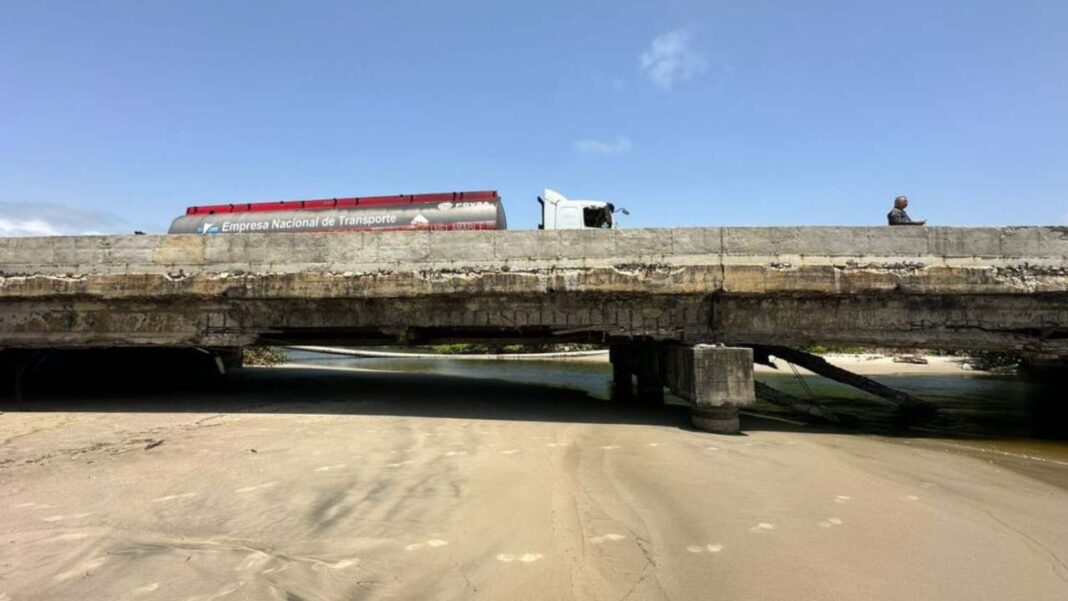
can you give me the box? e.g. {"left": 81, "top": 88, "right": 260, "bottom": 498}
{"left": 427, "top": 341, "right": 610, "bottom": 354}
{"left": 962, "top": 351, "right": 1021, "bottom": 372}
{"left": 243, "top": 346, "right": 288, "bottom": 366}
{"left": 800, "top": 345, "right": 871, "bottom": 354}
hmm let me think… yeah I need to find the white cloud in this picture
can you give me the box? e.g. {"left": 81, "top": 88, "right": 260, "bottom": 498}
{"left": 0, "top": 217, "right": 63, "bottom": 237}
{"left": 574, "top": 136, "right": 633, "bottom": 156}
{"left": 0, "top": 203, "right": 126, "bottom": 237}
{"left": 639, "top": 28, "right": 706, "bottom": 90}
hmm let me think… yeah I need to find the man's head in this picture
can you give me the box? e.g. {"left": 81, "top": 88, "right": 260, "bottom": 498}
{"left": 894, "top": 195, "right": 909, "bottom": 209}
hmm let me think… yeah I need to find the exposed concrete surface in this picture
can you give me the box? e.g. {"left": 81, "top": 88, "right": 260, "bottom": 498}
{"left": 2, "top": 365, "right": 1067, "bottom": 600}
{"left": 0, "top": 227, "right": 1065, "bottom": 352}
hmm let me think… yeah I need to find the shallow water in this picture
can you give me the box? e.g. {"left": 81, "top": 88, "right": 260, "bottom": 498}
{"left": 288, "top": 351, "right": 1067, "bottom": 441}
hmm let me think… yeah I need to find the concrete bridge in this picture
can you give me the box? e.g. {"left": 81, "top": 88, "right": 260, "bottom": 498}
{"left": 1, "top": 226, "right": 1066, "bottom": 432}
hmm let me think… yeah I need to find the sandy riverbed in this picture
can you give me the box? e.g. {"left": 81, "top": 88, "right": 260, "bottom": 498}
{"left": 1, "top": 365, "right": 1066, "bottom": 600}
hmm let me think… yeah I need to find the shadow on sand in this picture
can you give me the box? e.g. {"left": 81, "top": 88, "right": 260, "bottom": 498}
{"left": 2, "top": 349, "right": 1064, "bottom": 440}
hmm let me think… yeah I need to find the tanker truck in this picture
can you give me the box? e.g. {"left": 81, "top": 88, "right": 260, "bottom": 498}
{"left": 167, "top": 189, "right": 620, "bottom": 235}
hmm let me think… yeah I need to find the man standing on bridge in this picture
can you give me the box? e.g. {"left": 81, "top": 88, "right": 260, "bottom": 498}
{"left": 888, "top": 195, "right": 926, "bottom": 226}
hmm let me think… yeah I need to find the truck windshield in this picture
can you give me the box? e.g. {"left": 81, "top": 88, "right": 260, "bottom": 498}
{"left": 583, "top": 206, "right": 613, "bottom": 229}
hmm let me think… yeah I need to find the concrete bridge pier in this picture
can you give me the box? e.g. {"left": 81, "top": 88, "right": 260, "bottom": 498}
{"left": 661, "top": 345, "right": 755, "bottom": 435}
{"left": 610, "top": 342, "right": 755, "bottom": 433}
{"left": 609, "top": 345, "right": 635, "bottom": 401}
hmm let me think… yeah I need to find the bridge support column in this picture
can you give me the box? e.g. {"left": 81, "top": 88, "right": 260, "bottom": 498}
{"left": 609, "top": 342, "right": 664, "bottom": 403}
{"left": 636, "top": 344, "right": 664, "bottom": 404}
{"left": 662, "top": 344, "right": 755, "bottom": 434}
{"left": 609, "top": 344, "right": 635, "bottom": 401}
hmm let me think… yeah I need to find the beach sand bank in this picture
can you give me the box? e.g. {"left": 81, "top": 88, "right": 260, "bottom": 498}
{"left": 1, "top": 365, "right": 1066, "bottom": 600}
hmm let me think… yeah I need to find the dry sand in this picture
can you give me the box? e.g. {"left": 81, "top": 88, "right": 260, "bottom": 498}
{"left": 758, "top": 353, "right": 979, "bottom": 376}
{"left": 1, "top": 365, "right": 1066, "bottom": 600}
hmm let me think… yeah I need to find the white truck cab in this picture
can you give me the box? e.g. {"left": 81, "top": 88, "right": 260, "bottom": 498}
{"left": 538, "top": 189, "right": 622, "bottom": 230}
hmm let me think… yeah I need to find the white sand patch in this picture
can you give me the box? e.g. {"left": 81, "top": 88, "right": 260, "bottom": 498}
{"left": 312, "top": 558, "right": 359, "bottom": 571}
{"left": 236, "top": 551, "right": 271, "bottom": 571}
{"left": 496, "top": 553, "right": 543, "bottom": 563}
{"left": 235, "top": 482, "right": 277, "bottom": 494}
{"left": 590, "top": 533, "right": 626, "bottom": 544}
{"left": 133, "top": 582, "right": 160, "bottom": 595}
{"left": 153, "top": 493, "right": 197, "bottom": 502}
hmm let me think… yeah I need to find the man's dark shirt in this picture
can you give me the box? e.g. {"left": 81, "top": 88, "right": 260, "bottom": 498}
{"left": 887, "top": 207, "right": 913, "bottom": 225}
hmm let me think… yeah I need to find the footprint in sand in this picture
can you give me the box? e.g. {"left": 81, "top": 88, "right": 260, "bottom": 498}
{"left": 496, "top": 553, "right": 543, "bottom": 563}
{"left": 590, "top": 533, "right": 626, "bottom": 544}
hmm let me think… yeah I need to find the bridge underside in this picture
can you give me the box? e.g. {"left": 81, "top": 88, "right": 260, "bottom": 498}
{"left": 1, "top": 292, "right": 1065, "bottom": 355}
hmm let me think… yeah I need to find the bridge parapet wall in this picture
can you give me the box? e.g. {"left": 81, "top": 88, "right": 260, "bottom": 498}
{"left": 0, "top": 227, "right": 1065, "bottom": 299}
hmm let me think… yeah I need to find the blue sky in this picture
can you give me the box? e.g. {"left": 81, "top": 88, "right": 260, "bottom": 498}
{"left": 1, "top": 0, "right": 1065, "bottom": 234}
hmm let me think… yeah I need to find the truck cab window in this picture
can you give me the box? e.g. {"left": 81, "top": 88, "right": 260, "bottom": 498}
{"left": 583, "top": 206, "right": 613, "bottom": 229}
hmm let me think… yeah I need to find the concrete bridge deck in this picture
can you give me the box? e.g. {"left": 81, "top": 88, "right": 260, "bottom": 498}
{"left": 0, "top": 226, "right": 1065, "bottom": 354}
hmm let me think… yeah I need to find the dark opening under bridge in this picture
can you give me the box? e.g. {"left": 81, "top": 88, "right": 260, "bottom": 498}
{"left": 1, "top": 226, "right": 1065, "bottom": 432}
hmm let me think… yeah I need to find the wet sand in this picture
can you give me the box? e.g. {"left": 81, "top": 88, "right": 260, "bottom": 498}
{"left": 1, "top": 365, "right": 1067, "bottom": 600}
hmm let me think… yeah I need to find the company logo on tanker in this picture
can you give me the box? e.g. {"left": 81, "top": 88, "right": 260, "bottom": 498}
{"left": 199, "top": 213, "right": 400, "bottom": 234}
{"left": 437, "top": 201, "right": 492, "bottom": 211}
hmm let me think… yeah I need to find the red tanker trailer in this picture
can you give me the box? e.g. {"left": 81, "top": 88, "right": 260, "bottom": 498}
{"left": 167, "top": 190, "right": 507, "bottom": 235}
